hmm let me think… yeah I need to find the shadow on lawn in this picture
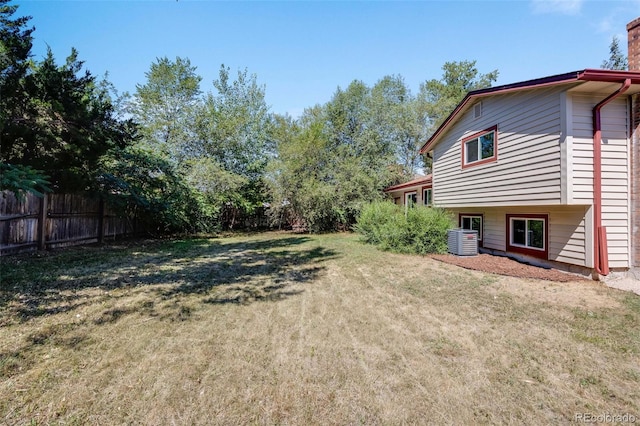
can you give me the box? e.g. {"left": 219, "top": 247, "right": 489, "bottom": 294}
{"left": 161, "top": 242, "right": 337, "bottom": 304}
{"left": 0, "top": 235, "right": 339, "bottom": 323}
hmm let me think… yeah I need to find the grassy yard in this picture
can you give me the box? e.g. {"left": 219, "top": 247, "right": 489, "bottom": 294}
{"left": 1, "top": 232, "right": 639, "bottom": 425}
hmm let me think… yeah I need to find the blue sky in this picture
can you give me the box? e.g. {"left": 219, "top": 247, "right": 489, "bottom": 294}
{"left": 16, "top": 0, "right": 640, "bottom": 117}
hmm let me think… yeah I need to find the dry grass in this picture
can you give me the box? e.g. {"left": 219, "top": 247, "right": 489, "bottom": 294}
{"left": 1, "top": 232, "right": 639, "bottom": 425}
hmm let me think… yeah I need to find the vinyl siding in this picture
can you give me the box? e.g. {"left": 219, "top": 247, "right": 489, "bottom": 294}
{"left": 432, "top": 86, "right": 564, "bottom": 207}
{"left": 430, "top": 86, "right": 632, "bottom": 270}
{"left": 449, "top": 205, "right": 590, "bottom": 267}
{"left": 571, "top": 94, "right": 629, "bottom": 268}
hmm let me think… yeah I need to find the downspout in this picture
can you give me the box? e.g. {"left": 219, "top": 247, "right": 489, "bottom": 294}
{"left": 592, "top": 79, "right": 631, "bottom": 276}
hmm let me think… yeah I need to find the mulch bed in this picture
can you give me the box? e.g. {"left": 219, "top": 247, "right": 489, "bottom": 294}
{"left": 430, "top": 253, "right": 591, "bottom": 282}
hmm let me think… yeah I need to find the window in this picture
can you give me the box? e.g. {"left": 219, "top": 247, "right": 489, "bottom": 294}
{"left": 404, "top": 191, "right": 417, "bottom": 207}
{"left": 460, "top": 214, "right": 482, "bottom": 242}
{"left": 423, "top": 188, "right": 432, "bottom": 207}
{"left": 506, "top": 214, "right": 548, "bottom": 259}
{"left": 462, "top": 125, "right": 498, "bottom": 168}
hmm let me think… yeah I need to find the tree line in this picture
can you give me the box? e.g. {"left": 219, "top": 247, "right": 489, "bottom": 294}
{"left": 2, "top": 2, "right": 628, "bottom": 234}
{"left": 28, "top": 1, "right": 640, "bottom": 233}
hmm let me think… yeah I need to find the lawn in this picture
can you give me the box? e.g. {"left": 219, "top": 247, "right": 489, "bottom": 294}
{"left": 1, "top": 232, "right": 639, "bottom": 424}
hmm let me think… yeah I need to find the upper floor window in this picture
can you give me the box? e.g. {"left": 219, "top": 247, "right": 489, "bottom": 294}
{"left": 462, "top": 125, "right": 498, "bottom": 169}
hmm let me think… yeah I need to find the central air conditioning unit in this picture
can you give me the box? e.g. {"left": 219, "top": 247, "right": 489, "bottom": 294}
{"left": 447, "top": 229, "right": 478, "bottom": 256}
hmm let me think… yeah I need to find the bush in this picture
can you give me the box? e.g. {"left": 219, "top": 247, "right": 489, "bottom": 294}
{"left": 405, "top": 205, "right": 455, "bottom": 254}
{"left": 352, "top": 199, "right": 399, "bottom": 244}
{"left": 355, "top": 201, "right": 454, "bottom": 254}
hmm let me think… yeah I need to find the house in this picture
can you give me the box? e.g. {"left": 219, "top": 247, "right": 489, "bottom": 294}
{"left": 415, "top": 18, "right": 640, "bottom": 279}
{"left": 384, "top": 175, "right": 433, "bottom": 207}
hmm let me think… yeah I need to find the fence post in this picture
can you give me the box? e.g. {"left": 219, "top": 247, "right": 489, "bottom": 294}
{"left": 98, "top": 196, "right": 105, "bottom": 243}
{"left": 38, "top": 193, "right": 48, "bottom": 250}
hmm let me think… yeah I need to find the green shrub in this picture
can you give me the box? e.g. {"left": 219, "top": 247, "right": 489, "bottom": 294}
{"left": 405, "top": 206, "right": 454, "bottom": 254}
{"left": 355, "top": 201, "right": 454, "bottom": 254}
{"left": 353, "top": 200, "right": 400, "bottom": 245}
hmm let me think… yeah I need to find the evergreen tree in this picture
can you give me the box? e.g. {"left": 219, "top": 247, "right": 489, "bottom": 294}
{"left": 419, "top": 60, "right": 498, "bottom": 131}
{"left": 601, "top": 36, "right": 628, "bottom": 70}
{"left": 1, "top": 2, "right": 132, "bottom": 191}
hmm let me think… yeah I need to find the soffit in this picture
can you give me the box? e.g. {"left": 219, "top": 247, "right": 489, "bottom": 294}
{"left": 567, "top": 80, "right": 640, "bottom": 96}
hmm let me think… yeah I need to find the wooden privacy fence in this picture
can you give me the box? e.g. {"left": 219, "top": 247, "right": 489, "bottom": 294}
{"left": 0, "top": 191, "right": 134, "bottom": 255}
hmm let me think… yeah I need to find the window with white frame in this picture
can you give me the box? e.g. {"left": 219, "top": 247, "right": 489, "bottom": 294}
{"left": 462, "top": 125, "right": 497, "bottom": 168}
{"left": 506, "top": 214, "right": 548, "bottom": 259}
{"left": 404, "top": 191, "right": 417, "bottom": 207}
{"left": 423, "top": 188, "right": 432, "bottom": 207}
{"left": 460, "top": 214, "right": 482, "bottom": 241}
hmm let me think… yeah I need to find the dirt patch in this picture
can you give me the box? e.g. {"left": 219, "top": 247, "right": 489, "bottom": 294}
{"left": 430, "top": 253, "right": 591, "bottom": 282}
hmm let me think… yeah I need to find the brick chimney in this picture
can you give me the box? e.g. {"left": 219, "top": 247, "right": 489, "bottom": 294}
{"left": 629, "top": 17, "right": 640, "bottom": 70}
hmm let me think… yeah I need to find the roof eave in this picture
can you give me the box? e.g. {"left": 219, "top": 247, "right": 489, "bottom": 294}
{"left": 419, "top": 69, "right": 640, "bottom": 154}
{"left": 383, "top": 175, "right": 432, "bottom": 192}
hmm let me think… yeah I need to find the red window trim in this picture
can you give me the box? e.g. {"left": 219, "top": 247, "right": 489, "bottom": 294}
{"left": 458, "top": 213, "right": 484, "bottom": 246}
{"left": 505, "top": 214, "right": 549, "bottom": 260}
{"left": 461, "top": 125, "right": 498, "bottom": 170}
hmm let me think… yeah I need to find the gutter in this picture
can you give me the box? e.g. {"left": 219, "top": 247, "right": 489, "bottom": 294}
{"left": 592, "top": 78, "right": 631, "bottom": 276}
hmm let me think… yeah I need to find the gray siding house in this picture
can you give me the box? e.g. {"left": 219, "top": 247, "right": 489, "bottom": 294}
{"left": 415, "top": 19, "right": 640, "bottom": 279}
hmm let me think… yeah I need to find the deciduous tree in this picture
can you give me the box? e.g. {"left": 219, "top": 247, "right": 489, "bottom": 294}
{"left": 195, "top": 65, "right": 274, "bottom": 227}
{"left": 132, "top": 56, "right": 202, "bottom": 163}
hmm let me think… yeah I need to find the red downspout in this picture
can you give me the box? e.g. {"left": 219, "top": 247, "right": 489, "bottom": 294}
{"left": 592, "top": 79, "right": 631, "bottom": 275}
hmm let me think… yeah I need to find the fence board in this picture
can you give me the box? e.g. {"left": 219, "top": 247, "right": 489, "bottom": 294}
{"left": 1, "top": 191, "right": 134, "bottom": 255}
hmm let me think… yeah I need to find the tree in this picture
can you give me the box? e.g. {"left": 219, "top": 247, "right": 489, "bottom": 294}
{"left": 98, "top": 146, "right": 206, "bottom": 234}
{"left": 368, "top": 75, "right": 428, "bottom": 176}
{"left": 132, "top": 56, "right": 202, "bottom": 163}
{"left": 267, "top": 108, "right": 337, "bottom": 231}
{"left": 601, "top": 36, "right": 628, "bottom": 70}
{"left": 419, "top": 60, "right": 498, "bottom": 131}
{"left": 1, "top": 44, "right": 133, "bottom": 191}
{"left": 195, "top": 65, "right": 274, "bottom": 228}
{"left": 0, "top": 1, "right": 51, "bottom": 199}
{"left": 129, "top": 59, "right": 274, "bottom": 230}
{"left": 269, "top": 80, "right": 406, "bottom": 232}
{"left": 199, "top": 65, "right": 273, "bottom": 179}
{"left": 0, "top": 0, "right": 32, "bottom": 131}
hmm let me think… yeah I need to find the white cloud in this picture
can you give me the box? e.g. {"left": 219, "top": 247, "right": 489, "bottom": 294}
{"left": 531, "top": 0, "right": 584, "bottom": 15}
{"left": 593, "top": 3, "right": 640, "bottom": 38}
{"left": 596, "top": 16, "right": 614, "bottom": 33}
